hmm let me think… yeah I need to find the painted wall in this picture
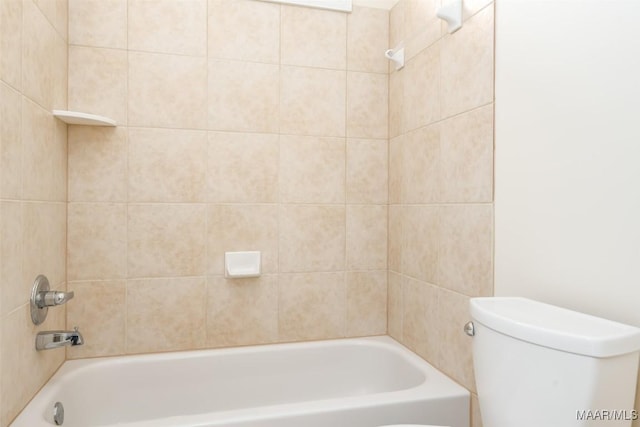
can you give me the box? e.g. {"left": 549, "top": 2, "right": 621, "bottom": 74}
{"left": 386, "top": 1, "right": 494, "bottom": 426}
{"left": 65, "top": 0, "right": 389, "bottom": 358}
{"left": 0, "top": 0, "right": 69, "bottom": 425}
{"left": 494, "top": 0, "right": 640, "bottom": 423}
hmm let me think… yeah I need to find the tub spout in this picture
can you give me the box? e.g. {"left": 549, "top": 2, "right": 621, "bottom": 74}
{"left": 36, "top": 327, "right": 84, "bottom": 351}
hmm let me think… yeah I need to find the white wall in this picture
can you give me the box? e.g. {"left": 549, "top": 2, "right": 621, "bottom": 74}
{"left": 495, "top": 0, "right": 640, "bottom": 326}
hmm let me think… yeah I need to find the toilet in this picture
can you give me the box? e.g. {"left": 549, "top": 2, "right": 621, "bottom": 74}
{"left": 469, "top": 297, "right": 640, "bottom": 427}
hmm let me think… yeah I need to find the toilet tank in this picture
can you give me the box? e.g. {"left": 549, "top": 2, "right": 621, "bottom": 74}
{"left": 470, "top": 297, "right": 640, "bottom": 427}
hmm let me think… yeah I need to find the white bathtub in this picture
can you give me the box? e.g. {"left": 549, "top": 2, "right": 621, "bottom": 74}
{"left": 11, "top": 336, "right": 469, "bottom": 427}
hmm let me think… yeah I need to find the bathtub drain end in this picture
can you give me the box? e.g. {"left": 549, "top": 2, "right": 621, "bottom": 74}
{"left": 53, "top": 402, "right": 64, "bottom": 425}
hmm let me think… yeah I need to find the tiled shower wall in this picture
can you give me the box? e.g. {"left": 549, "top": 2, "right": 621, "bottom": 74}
{"left": 0, "top": 0, "right": 69, "bottom": 424}
{"left": 386, "top": 1, "right": 494, "bottom": 426}
{"left": 65, "top": 0, "right": 389, "bottom": 358}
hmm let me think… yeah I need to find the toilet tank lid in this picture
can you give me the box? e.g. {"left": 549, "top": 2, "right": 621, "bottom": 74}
{"left": 470, "top": 297, "right": 640, "bottom": 358}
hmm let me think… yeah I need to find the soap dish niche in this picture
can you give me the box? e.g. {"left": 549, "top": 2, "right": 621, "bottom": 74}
{"left": 225, "top": 251, "right": 261, "bottom": 279}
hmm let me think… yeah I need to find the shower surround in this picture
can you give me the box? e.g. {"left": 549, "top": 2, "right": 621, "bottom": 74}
{"left": 387, "top": 0, "right": 494, "bottom": 424}
{"left": 65, "top": 0, "right": 390, "bottom": 358}
{"left": 0, "top": 0, "right": 496, "bottom": 426}
{"left": 0, "top": 0, "right": 68, "bottom": 425}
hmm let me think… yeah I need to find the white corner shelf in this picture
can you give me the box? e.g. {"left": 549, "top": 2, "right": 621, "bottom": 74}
{"left": 52, "top": 110, "right": 117, "bottom": 127}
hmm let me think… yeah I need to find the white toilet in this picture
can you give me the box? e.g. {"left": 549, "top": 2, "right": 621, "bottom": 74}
{"left": 469, "top": 297, "right": 640, "bottom": 427}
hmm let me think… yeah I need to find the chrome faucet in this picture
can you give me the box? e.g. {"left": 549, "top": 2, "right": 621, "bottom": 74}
{"left": 34, "top": 289, "right": 74, "bottom": 308}
{"left": 36, "top": 327, "right": 84, "bottom": 351}
{"left": 30, "top": 275, "right": 76, "bottom": 326}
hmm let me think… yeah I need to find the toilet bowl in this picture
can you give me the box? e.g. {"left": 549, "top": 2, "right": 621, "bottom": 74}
{"left": 469, "top": 297, "right": 640, "bottom": 427}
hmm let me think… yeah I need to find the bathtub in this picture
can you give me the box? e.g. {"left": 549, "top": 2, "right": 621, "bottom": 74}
{"left": 11, "top": 336, "right": 469, "bottom": 427}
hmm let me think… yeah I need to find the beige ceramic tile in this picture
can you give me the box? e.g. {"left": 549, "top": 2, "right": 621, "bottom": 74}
{"left": 206, "top": 275, "right": 278, "bottom": 347}
{"left": 346, "top": 205, "right": 387, "bottom": 270}
{"left": 388, "top": 69, "right": 404, "bottom": 139}
{"left": 22, "top": 202, "right": 66, "bottom": 289}
{"left": 208, "top": 59, "right": 279, "bottom": 133}
{"left": 0, "top": 318, "right": 2, "bottom": 421}
{"left": 127, "top": 277, "right": 206, "bottom": 353}
{"left": 404, "top": 43, "right": 440, "bottom": 131}
{"left": 387, "top": 271, "right": 402, "bottom": 340}
{"left": 22, "top": 99, "right": 67, "bottom": 202}
{"left": 128, "top": 128, "right": 207, "bottom": 202}
{"left": 0, "top": 0, "right": 22, "bottom": 89}
{"left": 128, "top": 52, "right": 207, "bottom": 129}
{"left": 346, "top": 138, "right": 388, "bottom": 204}
{"left": 34, "top": 0, "right": 67, "bottom": 40}
{"left": 388, "top": 135, "right": 403, "bottom": 204}
{"left": 54, "top": 109, "right": 68, "bottom": 144}
{"left": 278, "top": 272, "right": 346, "bottom": 341}
{"left": 53, "top": 114, "right": 68, "bottom": 173}
{"left": 279, "top": 135, "right": 345, "bottom": 204}
{"left": 69, "top": 0, "right": 127, "bottom": 49}
{"left": 347, "top": 6, "right": 388, "bottom": 73}
{"left": 439, "top": 204, "right": 493, "bottom": 297}
{"left": 636, "top": 390, "right": 640, "bottom": 427}
{"left": 405, "top": 20, "right": 441, "bottom": 62}
{"left": 464, "top": 0, "right": 493, "bottom": 22}
{"left": 635, "top": 385, "right": 640, "bottom": 427}
{"left": 0, "top": 82, "right": 21, "bottom": 198}
{"left": 281, "top": 5, "right": 346, "bottom": 70}
{"left": 1, "top": 304, "right": 61, "bottom": 426}
{"left": 402, "top": 276, "right": 439, "bottom": 363}
{"left": 68, "top": 126, "right": 127, "bottom": 202}
{"left": 279, "top": 205, "right": 345, "bottom": 273}
{"left": 388, "top": 205, "right": 403, "bottom": 272}
{"left": 1, "top": 293, "right": 67, "bottom": 424}
{"left": 403, "top": 0, "right": 441, "bottom": 61}
{"left": 347, "top": 72, "right": 388, "bottom": 139}
{"left": 66, "top": 281, "right": 126, "bottom": 358}
{"left": 402, "top": 205, "right": 439, "bottom": 283}
{"left": 207, "top": 204, "right": 278, "bottom": 275}
{"left": 1, "top": 202, "right": 23, "bottom": 315}
{"left": 437, "top": 288, "right": 476, "bottom": 391}
{"left": 403, "top": 124, "right": 441, "bottom": 204}
{"left": 441, "top": 5, "right": 494, "bottom": 118}
{"left": 207, "top": 132, "right": 279, "bottom": 203}
{"left": 68, "top": 46, "right": 127, "bottom": 125}
{"left": 128, "top": 204, "right": 206, "bottom": 278}
{"left": 128, "top": 0, "right": 206, "bottom": 56}
{"left": 67, "top": 203, "right": 127, "bottom": 281}
{"left": 472, "top": 393, "right": 484, "bottom": 427}
{"left": 441, "top": 105, "right": 494, "bottom": 203}
{"left": 21, "top": 0, "right": 57, "bottom": 109}
{"left": 280, "top": 66, "right": 346, "bottom": 137}
{"left": 389, "top": 0, "right": 405, "bottom": 51}
{"left": 346, "top": 271, "right": 387, "bottom": 336}
{"left": 51, "top": 30, "right": 67, "bottom": 110}
{"left": 405, "top": 0, "right": 440, "bottom": 39}
{"left": 2, "top": 302, "right": 65, "bottom": 426}
{"left": 208, "top": 0, "right": 280, "bottom": 64}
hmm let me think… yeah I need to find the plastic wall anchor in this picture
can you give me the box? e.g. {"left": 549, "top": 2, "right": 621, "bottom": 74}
{"left": 225, "top": 251, "right": 261, "bottom": 278}
{"left": 385, "top": 46, "right": 405, "bottom": 71}
{"left": 437, "top": 0, "right": 463, "bottom": 34}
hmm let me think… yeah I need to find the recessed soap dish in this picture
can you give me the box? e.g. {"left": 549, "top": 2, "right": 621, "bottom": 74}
{"left": 225, "top": 251, "right": 261, "bottom": 279}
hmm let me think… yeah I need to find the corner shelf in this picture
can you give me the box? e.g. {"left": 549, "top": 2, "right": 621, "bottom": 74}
{"left": 52, "top": 110, "right": 117, "bottom": 127}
